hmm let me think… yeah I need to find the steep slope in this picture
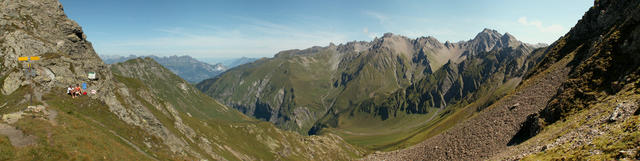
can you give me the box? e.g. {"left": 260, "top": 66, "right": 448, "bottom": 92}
{"left": 102, "top": 55, "right": 227, "bottom": 83}
{"left": 109, "top": 58, "right": 364, "bottom": 160}
{"left": 0, "top": 0, "right": 363, "bottom": 160}
{"left": 366, "top": 0, "right": 640, "bottom": 160}
{"left": 495, "top": 0, "right": 640, "bottom": 160}
{"left": 197, "top": 29, "right": 536, "bottom": 135}
{"left": 110, "top": 58, "right": 245, "bottom": 122}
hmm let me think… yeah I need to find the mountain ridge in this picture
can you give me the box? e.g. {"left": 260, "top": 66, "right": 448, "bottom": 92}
{"left": 197, "top": 27, "right": 541, "bottom": 140}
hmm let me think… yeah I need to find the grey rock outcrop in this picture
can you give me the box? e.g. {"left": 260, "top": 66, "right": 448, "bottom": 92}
{"left": 0, "top": 0, "right": 200, "bottom": 158}
{"left": 0, "top": 0, "right": 112, "bottom": 97}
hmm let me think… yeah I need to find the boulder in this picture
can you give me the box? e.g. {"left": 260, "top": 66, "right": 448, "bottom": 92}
{"left": 2, "top": 72, "right": 22, "bottom": 95}
{"left": 1, "top": 111, "right": 23, "bottom": 124}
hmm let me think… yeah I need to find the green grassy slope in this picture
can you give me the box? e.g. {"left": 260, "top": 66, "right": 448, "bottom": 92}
{"left": 110, "top": 58, "right": 365, "bottom": 160}
{"left": 111, "top": 58, "right": 249, "bottom": 122}
{"left": 197, "top": 49, "right": 339, "bottom": 134}
{"left": 1, "top": 58, "right": 365, "bottom": 161}
{"left": 0, "top": 87, "right": 182, "bottom": 160}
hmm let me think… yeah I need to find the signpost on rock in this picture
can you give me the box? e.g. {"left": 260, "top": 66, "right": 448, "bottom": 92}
{"left": 18, "top": 56, "right": 40, "bottom": 106}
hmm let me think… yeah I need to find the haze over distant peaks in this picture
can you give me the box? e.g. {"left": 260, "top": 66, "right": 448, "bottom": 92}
{"left": 101, "top": 55, "right": 230, "bottom": 83}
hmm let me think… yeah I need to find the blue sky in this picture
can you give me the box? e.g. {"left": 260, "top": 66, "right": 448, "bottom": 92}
{"left": 59, "top": 0, "right": 593, "bottom": 58}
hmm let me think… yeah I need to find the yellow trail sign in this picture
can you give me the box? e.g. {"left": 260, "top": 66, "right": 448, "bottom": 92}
{"left": 30, "top": 56, "right": 40, "bottom": 61}
{"left": 18, "top": 57, "right": 29, "bottom": 61}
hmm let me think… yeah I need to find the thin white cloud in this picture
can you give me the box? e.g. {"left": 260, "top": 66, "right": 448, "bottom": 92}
{"left": 99, "top": 17, "right": 349, "bottom": 57}
{"left": 518, "top": 17, "right": 563, "bottom": 33}
{"left": 362, "top": 27, "right": 379, "bottom": 38}
{"left": 368, "top": 32, "right": 379, "bottom": 39}
{"left": 363, "top": 11, "right": 389, "bottom": 24}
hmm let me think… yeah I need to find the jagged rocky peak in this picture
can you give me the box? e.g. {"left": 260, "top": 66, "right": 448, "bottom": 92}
{"left": 372, "top": 32, "right": 414, "bottom": 56}
{"left": 472, "top": 28, "right": 503, "bottom": 50}
{"left": 468, "top": 28, "right": 524, "bottom": 53}
{"left": 337, "top": 40, "right": 371, "bottom": 53}
{"left": 415, "top": 36, "right": 444, "bottom": 49}
{"left": 502, "top": 32, "right": 517, "bottom": 41}
{"left": 501, "top": 32, "right": 522, "bottom": 48}
{"left": 444, "top": 40, "right": 457, "bottom": 48}
{"left": 474, "top": 28, "right": 503, "bottom": 41}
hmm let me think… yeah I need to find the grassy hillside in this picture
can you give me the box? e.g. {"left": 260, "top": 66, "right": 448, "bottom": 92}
{"left": 111, "top": 58, "right": 248, "bottom": 122}
{"left": 0, "top": 84, "right": 364, "bottom": 160}
{"left": 197, "top": 49, "right": 340, "bottom": 134}
{"left": 106, "top": 57, "right": 365, "bottom": 160}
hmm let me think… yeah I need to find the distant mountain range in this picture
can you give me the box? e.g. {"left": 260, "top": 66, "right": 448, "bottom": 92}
{"left": 100, "top": 55, "right": 258, "bottom": 83}
{"left": 196, "top": 28, "right": 546, "bottom": 137}
{"left": 198, "top": 56, "right": 261, "bottom": 68}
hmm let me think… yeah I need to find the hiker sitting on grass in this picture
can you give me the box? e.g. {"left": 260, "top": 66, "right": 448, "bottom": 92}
{"left": 74, "top": 84, "right": 82, "bottom": 98}
{"left": 67, "top": 85, "right": 73, "bottom": 97}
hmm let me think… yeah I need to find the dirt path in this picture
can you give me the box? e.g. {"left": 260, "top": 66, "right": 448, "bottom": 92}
{"left": 363, "top": 55, "right": 572, "bottom": 160}
{"left": 0, "top": 123, "right": 36, "bottom": 147}
{"left": 47, "top": 109, "right": 58, "bottom": 125}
